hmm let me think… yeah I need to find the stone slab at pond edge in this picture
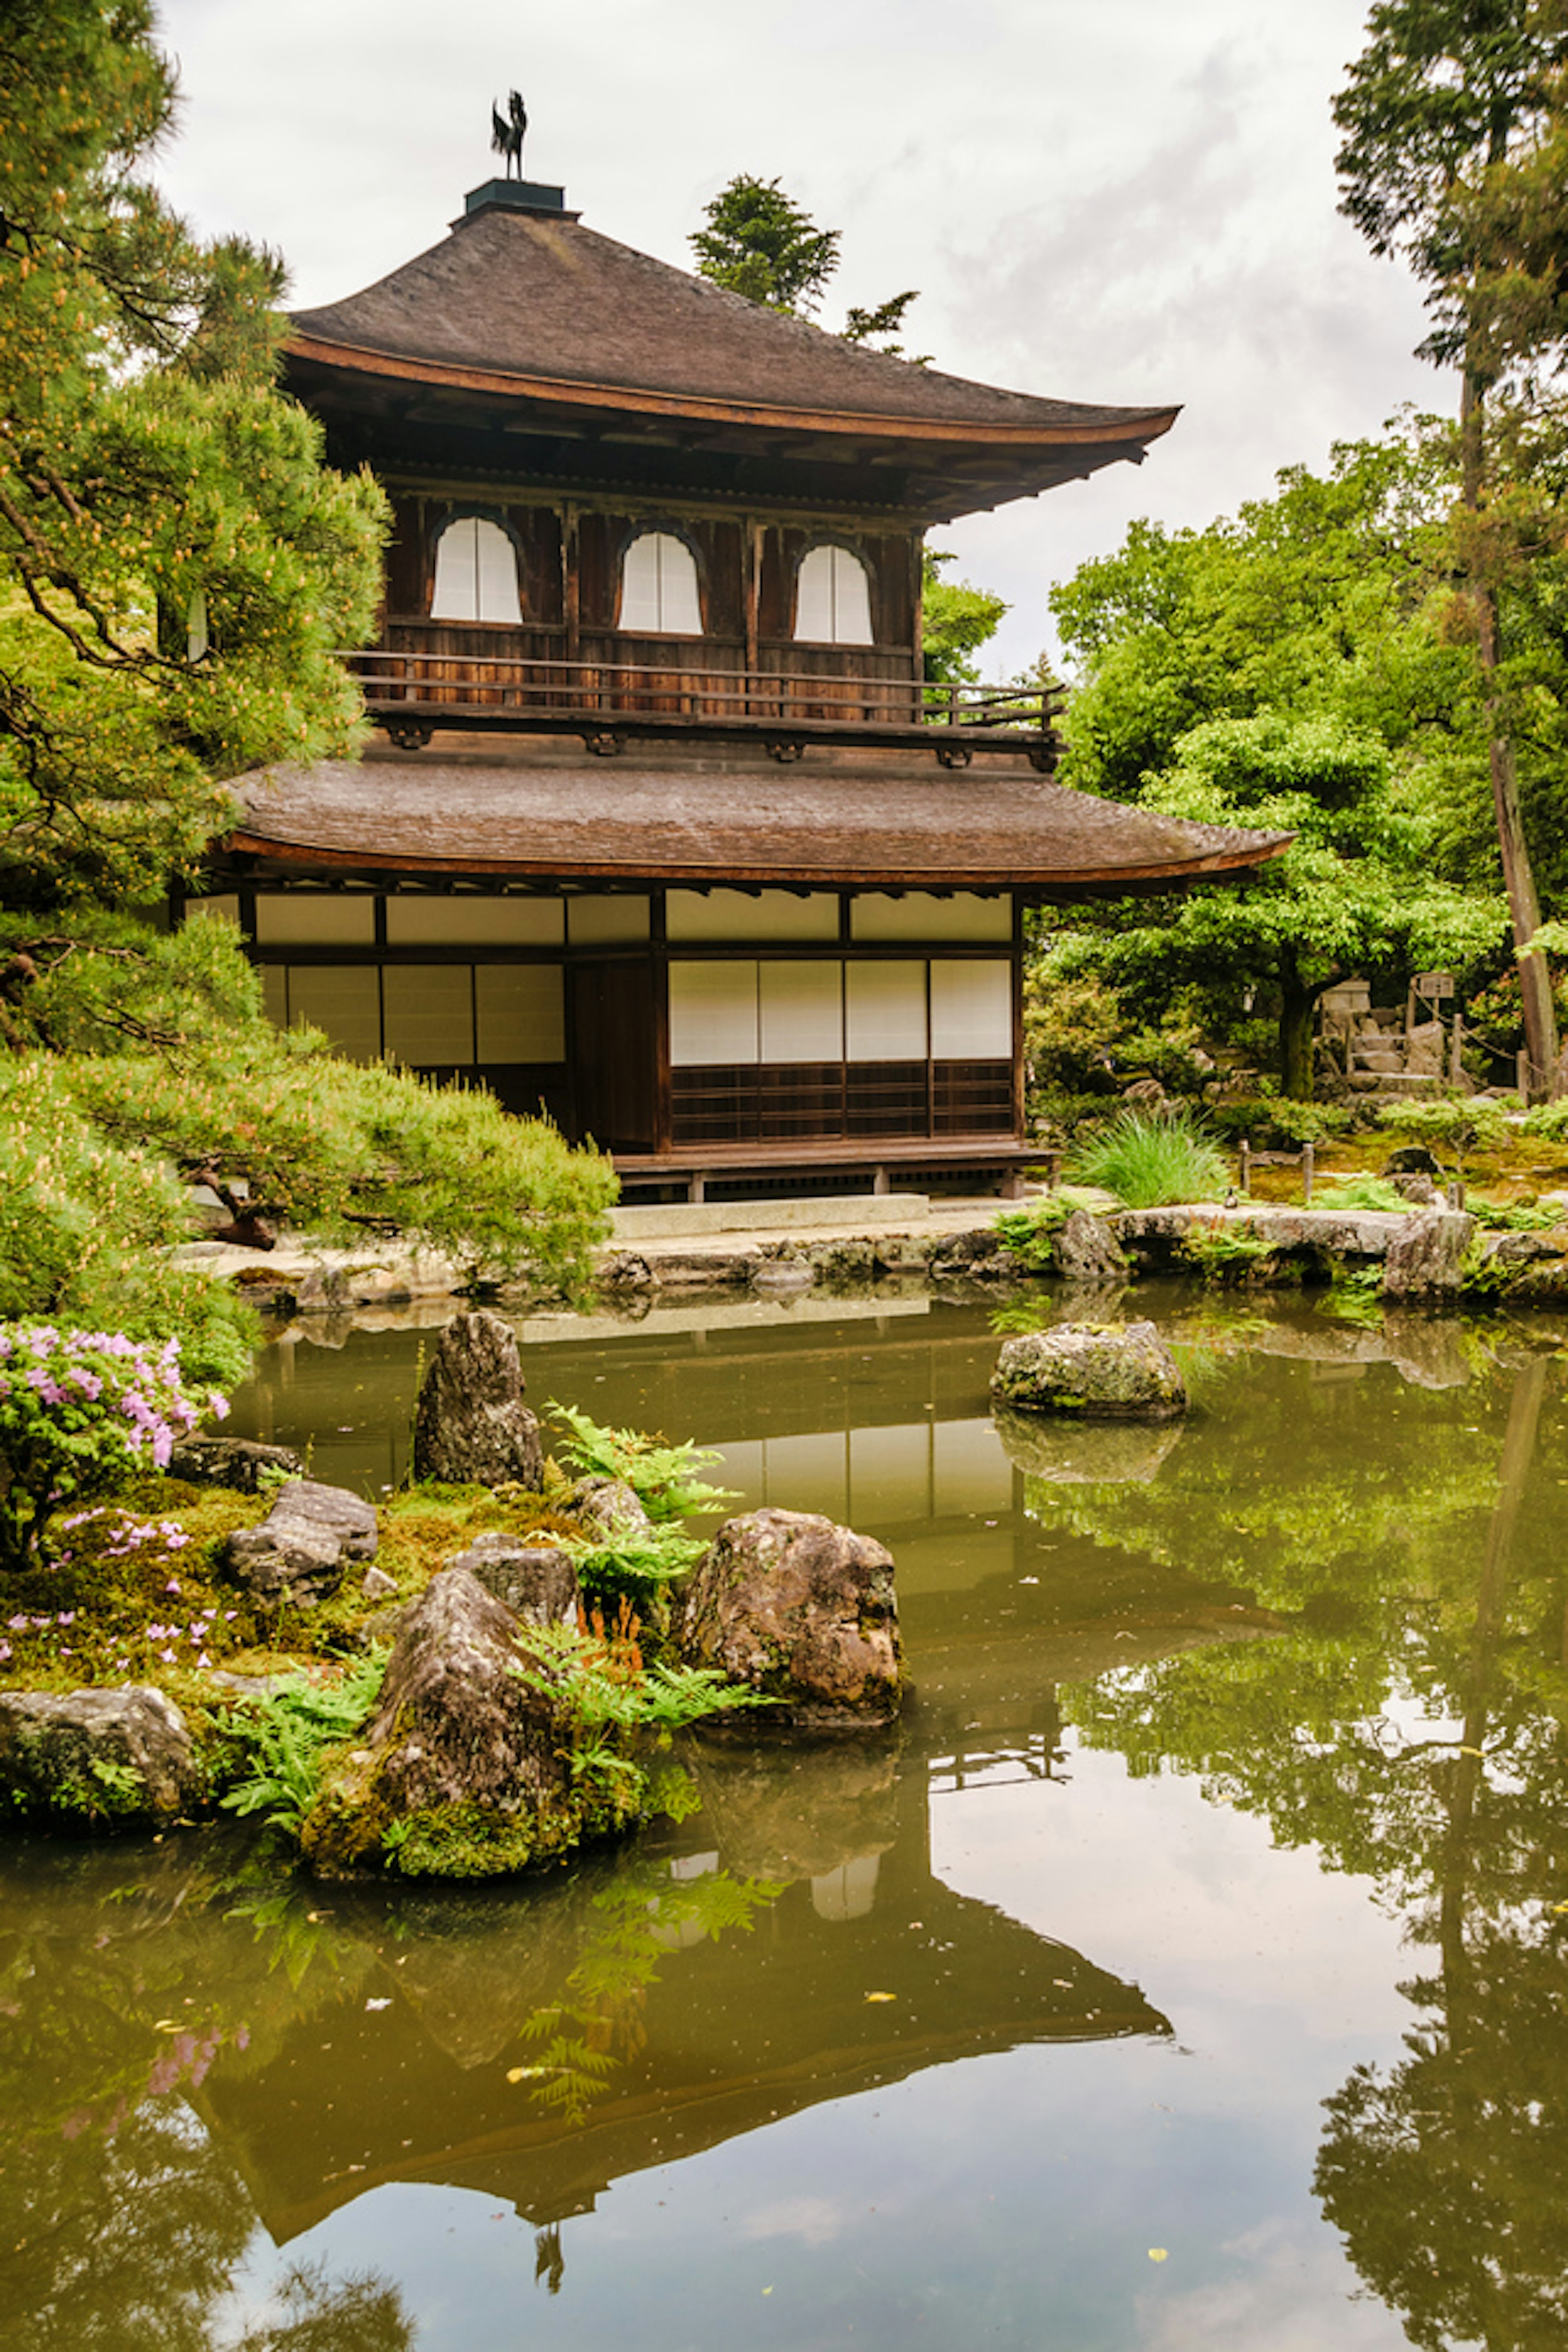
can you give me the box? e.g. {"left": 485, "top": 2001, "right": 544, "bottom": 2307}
{"left": 991, "top": 1321, "right": 1188, "bottom": 1421}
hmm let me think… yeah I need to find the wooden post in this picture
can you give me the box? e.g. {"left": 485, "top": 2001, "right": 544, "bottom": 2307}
{"left": 563, "top": 503, "right": 580, "bottom": 666}
{"left": 744, "top": 518, "right": 760, "bottom": 706}
{"left": 1239, "top": 1137, "right": 1252, "bottom": 1196}
{"left": 1302, "top": 1140, "right": 1314, "bottom": 1205}
{"left": 1450, "top": 1014, "right": 1464, "bottom": 1086}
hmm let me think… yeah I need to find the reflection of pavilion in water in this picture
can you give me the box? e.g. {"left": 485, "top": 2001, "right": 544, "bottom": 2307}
{"left": 203, "top": 1300, "right": 1304, "bottom": 2252}
{"left": 195, "top": 1730, "right": 1172, "bottom": 2249}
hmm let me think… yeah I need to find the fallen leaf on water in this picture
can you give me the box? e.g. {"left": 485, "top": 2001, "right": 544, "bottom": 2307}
{"left": 1459, "top": 1746, "right": 1486, "bottom": 1758}
{"left": 365, "top": 1997, "right": 391, "bottom": 2011}
{"left": 507, "top": 2065, "right": 551, "bottom": 2082}
{"left": 865, "top": 1991, "right": 897, "bottom": 2003}
{"left": 1148, "top": 2248, "right": 1169, "bottom": 2263}
{"left": 152, "top": 2019, "right": 181, "bottom": 2033}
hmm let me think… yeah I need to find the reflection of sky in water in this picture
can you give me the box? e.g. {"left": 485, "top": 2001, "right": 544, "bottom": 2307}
{"left": 236, "top": 1741, "right": 1409, "bottom": 2351}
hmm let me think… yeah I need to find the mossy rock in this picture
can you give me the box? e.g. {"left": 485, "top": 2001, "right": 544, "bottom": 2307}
{"left": 989, "top": 1321, "right": 1187, "bottom": 1421}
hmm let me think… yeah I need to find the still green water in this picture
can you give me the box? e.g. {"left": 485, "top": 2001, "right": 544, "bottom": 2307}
{"left": 5, "top": 1285, "right": 1568, "bottom": 2351}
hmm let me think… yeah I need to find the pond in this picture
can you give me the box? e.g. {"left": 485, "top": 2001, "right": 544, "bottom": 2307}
{"left": 4, "top": 1284, "right": 1567, "bottom": 2351}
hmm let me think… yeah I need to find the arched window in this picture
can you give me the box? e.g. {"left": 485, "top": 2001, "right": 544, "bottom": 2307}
{"left": 430, "top": 515, "right": 522, "bottom": 624}
{"left": 618, "top": 531, "right": 702, "bottom": 634}
{"left": 795, "top": 544, "right": 874, "bottom": 645}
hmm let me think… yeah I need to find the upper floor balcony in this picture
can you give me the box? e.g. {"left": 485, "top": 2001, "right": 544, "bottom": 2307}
{"left": 345, "top": 619, "right": 1063, "bottom": 769}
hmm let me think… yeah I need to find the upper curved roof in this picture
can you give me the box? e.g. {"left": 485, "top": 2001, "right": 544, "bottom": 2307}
{"left": 289, "top": 199, "right": 1177, "bottom": 456}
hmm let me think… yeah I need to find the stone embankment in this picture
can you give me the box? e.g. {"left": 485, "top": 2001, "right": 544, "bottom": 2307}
{"left": 169, "top": 1187, "right": 1568, "bottom": 1323}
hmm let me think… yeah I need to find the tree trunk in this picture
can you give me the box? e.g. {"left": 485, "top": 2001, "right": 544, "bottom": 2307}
{"left": 1278, "top": 954, "right": 1317, "bottom": 1100}
{"left": 1461, "top": 369, "right": 1560, "bottom": 1098}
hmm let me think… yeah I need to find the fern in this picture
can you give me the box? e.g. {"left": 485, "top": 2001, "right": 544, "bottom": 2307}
{"left": 221, "top": 1654, "right": 386, "bottom": 1836}
{"left": 548, "top": 1401, "right": 736, "bottom": 1520}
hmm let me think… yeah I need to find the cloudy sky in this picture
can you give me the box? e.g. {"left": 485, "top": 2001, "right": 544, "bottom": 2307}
{"left": 151, "top": 0, "right": 1439, "bottom": 676}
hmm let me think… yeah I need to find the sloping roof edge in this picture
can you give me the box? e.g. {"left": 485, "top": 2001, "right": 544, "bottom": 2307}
{"left": 285, "top": 329, "right": 1180, "bottom": 453}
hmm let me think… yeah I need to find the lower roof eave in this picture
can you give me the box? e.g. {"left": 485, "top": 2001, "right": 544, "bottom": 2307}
{"left": 218, "top": 833, "right": 1291, "bottom": 897}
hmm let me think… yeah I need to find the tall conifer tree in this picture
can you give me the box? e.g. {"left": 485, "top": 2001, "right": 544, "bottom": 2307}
{"left": 1334, "top": 0, "right": 1568, "bottom": 1092}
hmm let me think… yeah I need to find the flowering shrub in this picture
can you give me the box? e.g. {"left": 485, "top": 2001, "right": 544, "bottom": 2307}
{"left": 0, "top": 1325, "right": 225, "bottom": 1575}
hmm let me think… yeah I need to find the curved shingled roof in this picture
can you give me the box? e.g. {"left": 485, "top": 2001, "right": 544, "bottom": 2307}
{"left": 290, "top": 202, "right": 1176, "bottom": 450}
{"left": 227, "top": 738, "right": 1289, "bottom": 893}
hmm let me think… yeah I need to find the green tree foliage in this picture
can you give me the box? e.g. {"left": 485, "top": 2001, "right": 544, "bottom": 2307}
{"left": 1051, "top": 432, "right": 1474, "bottom": 810}
{"left": 689, "top": 175, "right": 842, "bottom": 314}
{"left": 921, "top": 548, "right": 1008, "bottom": 686}
{"left": 1110, "top": 714, "right": 1503, "bottom": 1096}
{"left": 1334, "top": 0, "right": 1568, "bottom": 1088}
{"left": 690, "top": 172, "right": 923, "bottom": 352}
{"left": 0, "top": 6, "right": 616, "bottom": 1356}
{"left": 0, "top": 922, "right": 617, "bottom": 1374}
{"left": 1044, "top": 440, "right": 1508, "bottom": 1096}
{"left": 0, "top": 0, "right": 387, "bottom": 908}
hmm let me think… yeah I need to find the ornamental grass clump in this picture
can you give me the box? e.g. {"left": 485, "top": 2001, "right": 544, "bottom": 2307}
{"left": 0, "top": 1325, "right": 224, "bottom": 1576}
{"left": 1064, "top": 1107, "right": 1231, "bottom": 1210}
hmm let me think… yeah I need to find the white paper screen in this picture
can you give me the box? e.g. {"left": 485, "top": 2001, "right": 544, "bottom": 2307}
{"left": 795, "top": 545, "right": 874, "bottom": 644}
{"left": 382, "top": 966, "right": 474, "bottom": 1065}
{"left": 285, "top": 967, "right": 381, "bottom": 1063}
{"left": 759, "top": 961, "right": 844, "bottom": 1060}
{"left": 618, "top": 532, "right": 701, "bottom": 633}
{"left": 667, "top": 889, "right": 839, "bottom": 942}
{"left": 253, "top": 894, "right": 375, "bottom": 946}
{"left": 851, "top": 892, "right": 1012, "bottom": 942}
{"left": 929, "top": 960, "right": 1012, "bottom": 1057}
{"left": 430, "top": 516, "right": 521, "bottom": 624}
{"left": 669, "top": 962, "right": 760, "bottom": 1065}
{"left": 846, "top": 961, "right": 927, "bottom": 1060}
{"left": 386, "top": 897, "right": 564, "bottom": 946}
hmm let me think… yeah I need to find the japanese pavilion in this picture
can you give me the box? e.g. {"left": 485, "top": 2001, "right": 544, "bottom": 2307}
{"left": 207, "top": 173, "right": 1287, "bottom": 1198}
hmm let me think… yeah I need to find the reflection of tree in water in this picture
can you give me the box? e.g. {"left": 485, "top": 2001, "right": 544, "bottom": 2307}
{"left": 1050, "top": 1348, "right": 1568, "bottom": 2352}
{"left": 0, "top": 1840, "right": 417, "bottom": 2352}
{"left": 0, "top": 2105, "right": 412, "bottom": 2352}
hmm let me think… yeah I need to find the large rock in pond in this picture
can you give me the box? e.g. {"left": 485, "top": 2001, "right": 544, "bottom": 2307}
{"left": 0, "top": 1685, "right": 202, "bottom": 1826}
{"left": 445, "top": 1531, "right": 579, "bottom": 1626}
{"left": 222, "top": 1477, "right": 378, "bottom": 1610}
{"left": 990, "top": 1321, "right": 1187, "bottom": 1421}
{"left": 1053, "top": 1209, "right": 1127, "bottom": 1285}
{"left": 1381, "top": 1208, "right": 1475, "bottom": 1301}
{"left": 677, "top": 1509, "right": 902, "bottom": 1730}
{"left": 302, "top": 1565, "right": 637, "bottom": 1880}
{"left": 412, "top": 1310, "right": 543, "bottom": 1488}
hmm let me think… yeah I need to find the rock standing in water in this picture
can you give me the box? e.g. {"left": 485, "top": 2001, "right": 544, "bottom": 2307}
{"left": 990, "top": 1321, "right": 1187, "bottom": 1420}
{"left": 412, "top": 1310, "right": 543, "bottom": 1488}
{"left": 678, "top": 1508, "right": 902, "bottom": 1729}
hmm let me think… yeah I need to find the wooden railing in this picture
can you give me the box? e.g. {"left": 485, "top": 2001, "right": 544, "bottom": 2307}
{"left": 341, "top": 631, "right": 1061, "bottom": 745}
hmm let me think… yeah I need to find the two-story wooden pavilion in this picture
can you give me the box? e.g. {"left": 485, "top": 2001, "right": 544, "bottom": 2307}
{"left": 209, "top": 175, "right": 1287, "bottom": 1198}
